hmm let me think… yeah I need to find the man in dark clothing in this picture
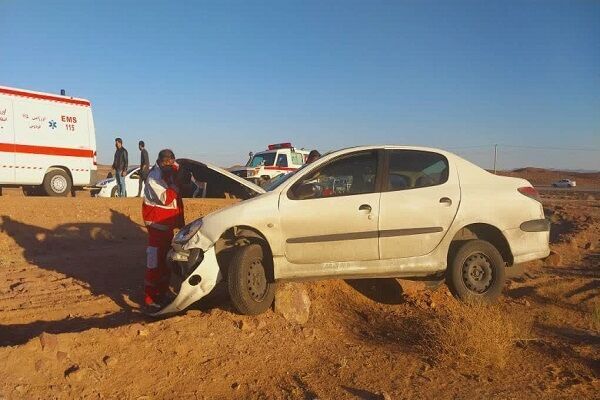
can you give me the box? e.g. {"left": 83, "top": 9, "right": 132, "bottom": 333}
{"left": 112, "top": 137, "right": 128, "bottom": 197}
{"left": 306, "top": 149, "right": 321, "bottom": 164}
{"left": 138, "top": 140, "right": 150, "bottom": 197}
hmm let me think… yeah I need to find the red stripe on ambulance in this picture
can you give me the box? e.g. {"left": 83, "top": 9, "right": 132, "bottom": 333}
{"left": 0, "top": 143, "right": 94, "bottom": 158}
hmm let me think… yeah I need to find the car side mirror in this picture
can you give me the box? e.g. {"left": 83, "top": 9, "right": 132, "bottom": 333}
{"left": 295, "top": 183, "right": 318, "bottom": 200}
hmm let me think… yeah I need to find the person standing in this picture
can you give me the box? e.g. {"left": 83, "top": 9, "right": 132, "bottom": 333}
{"left": 137, "top": 140, "right": 150, "bottom": 197}
{"left": 141, "top": 149, "right": 184, "bottom": 311}
{"left": 112, "top": 138, "right": 128, "bottom": 197}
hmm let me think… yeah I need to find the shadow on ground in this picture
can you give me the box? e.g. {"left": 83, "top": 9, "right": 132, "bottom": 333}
{"left": 0, "top": 210, "right": 147, "bottom": 346}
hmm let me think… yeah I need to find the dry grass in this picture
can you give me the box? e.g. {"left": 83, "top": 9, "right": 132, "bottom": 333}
{"left": 422, "top": 300, "right": 526, "bottom": 370}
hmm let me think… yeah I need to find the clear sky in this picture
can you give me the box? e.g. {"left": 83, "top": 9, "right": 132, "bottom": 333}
{"left": 2, "top": 0, "right": 599, "bottom": 170}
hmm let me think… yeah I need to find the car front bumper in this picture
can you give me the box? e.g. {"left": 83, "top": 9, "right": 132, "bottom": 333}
{"left": 149, "top": 246, "right": 222, "bottom": 317}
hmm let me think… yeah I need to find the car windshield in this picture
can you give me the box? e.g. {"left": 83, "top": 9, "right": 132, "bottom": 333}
{"left": 247, "top": 152, "right": 276, "bottom": 167}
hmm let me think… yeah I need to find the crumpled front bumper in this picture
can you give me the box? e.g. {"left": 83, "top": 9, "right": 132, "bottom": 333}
{"left": 149, "top": 246, "right": 222, "bottom": 317}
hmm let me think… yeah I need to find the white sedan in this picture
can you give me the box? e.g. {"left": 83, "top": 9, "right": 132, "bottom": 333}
{"left": 92, "top": 167, "right": 144, "bottom": 197}
{"left": 154, "top": 145, "right": 551, "bottom": 317}
{"left": 552, "top": 179, "right": 576, "bottom": 188}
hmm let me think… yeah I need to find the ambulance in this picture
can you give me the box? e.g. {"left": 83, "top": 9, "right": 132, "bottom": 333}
{"left": 0, "top": 86, "right": 97, "bottom": 196}
{"left": 230, "top": 143, "right": 309, "bottom": 185}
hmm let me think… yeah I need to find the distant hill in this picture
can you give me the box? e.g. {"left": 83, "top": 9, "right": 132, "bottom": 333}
{"left": 497, "top": 167, "right": 600, "bottom": 187}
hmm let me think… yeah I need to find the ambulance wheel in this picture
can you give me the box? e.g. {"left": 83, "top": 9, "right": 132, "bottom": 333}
{"left": 43, "top": 170, "right": 71, "bottom": 197}
{"left": 228, "top": 243, "right": 276, "bottom": 315}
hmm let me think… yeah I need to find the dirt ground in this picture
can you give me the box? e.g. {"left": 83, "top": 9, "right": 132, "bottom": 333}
{"left": 0, "top": 190, "right": 598, "bottom": 399}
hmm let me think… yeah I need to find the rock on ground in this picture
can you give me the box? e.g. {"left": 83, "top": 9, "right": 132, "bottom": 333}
{"left": 275, "top": 283, "right": 311, "bottom": 325}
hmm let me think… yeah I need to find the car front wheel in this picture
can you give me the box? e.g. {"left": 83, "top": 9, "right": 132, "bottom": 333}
{"left": 227, "top": 243, "right": 276, "bottom": 315}
{"left": 446, "top": 239, "right": 506, "bottom": 302}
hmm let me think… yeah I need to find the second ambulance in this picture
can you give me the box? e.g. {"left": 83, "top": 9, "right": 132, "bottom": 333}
{"left": 231, "top": 143, "right": 309, "bottom": 185}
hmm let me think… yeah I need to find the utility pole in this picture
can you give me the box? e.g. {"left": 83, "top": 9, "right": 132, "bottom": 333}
{"left": 493, "top": 144, "right": 498, "bottom": 174}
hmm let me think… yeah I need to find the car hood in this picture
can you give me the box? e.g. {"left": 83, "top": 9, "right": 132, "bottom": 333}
{"left": 177, "top": 159, "right": 265, "bottom": 200}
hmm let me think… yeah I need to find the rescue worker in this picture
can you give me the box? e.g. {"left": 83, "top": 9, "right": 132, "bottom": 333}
{"left": 306, "top": 149, "right": 321, "bottom": 164}
{"left": 137, "top": 140, "right": 150, "bottom": 197}
{"left": 141, "top": 149, "right": 184, "bottom": 311}
{"left": 112, "top": 138, "right": 128, "bottom": 197}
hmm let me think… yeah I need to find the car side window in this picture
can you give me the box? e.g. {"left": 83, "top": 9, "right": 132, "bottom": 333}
{"left": 387, "top": 150, "right": 449, "bottom": 191}
{"left": 276, "top": 154, "right": 288, "bottom": 167}
{"left": 290, "top": 151, "right": 378, "bottom": 200}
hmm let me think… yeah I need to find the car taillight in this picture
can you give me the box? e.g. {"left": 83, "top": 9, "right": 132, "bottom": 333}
{"left": 518, "top": 186, "right": 540, "bottom": 201}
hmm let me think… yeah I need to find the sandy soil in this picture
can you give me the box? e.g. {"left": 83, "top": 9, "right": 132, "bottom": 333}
{"left": 0, "top": 192, "right": 598, "bottom": 399}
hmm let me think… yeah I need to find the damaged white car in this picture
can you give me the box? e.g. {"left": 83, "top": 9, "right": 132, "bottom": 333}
{"left": 155, "top": 146, "right": 551, "bottom": 316}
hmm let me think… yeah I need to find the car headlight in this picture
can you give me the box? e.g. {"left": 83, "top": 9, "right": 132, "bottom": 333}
{"left": 174, "top": 218, "right": 203, "bottom": 244}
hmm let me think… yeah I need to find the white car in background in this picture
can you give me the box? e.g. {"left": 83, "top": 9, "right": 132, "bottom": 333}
{"left": 552, "top": 179, "right": 576, "bottom": 188}
{"left": 92, "top": 166, "right": 143, "bottom": 197}
{"left": 153, "top": 145, "right": 551, "bottom": 317}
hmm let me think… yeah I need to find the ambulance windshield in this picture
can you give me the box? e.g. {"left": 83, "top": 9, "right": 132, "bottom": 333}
{"left": 247, "top": 152, "right": 276, "bottom": 167}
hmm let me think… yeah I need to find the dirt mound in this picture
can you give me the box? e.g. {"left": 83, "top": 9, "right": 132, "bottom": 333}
{"left": 0, "top": 195, "right": 598, "bottom": 399}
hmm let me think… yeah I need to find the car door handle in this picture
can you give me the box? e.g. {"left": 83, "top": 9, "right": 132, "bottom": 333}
{"left": 359, "top": 204, "right": 372, "bottom": 213}
{"left": 439, "top": 197, "right": 452, "bottom": 206}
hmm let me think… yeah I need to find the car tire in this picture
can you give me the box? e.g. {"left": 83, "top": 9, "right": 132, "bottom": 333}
{"left": 446, "top": 239, "right": 506, "bottom": 303}
{"left": 43, "top": 169, "right": 71, "bottom": 197}
{"left": 110, "top": 186, "right": 118, "bottom": 197}
{"left": 227, "top": 243, "right": 276, "bottom": 315}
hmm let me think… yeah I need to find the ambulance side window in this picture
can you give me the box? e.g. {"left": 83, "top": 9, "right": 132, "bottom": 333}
{"left": 276, "top": 154, "right": 288, "bottom": 167}
{"left": 291, "top": 152, "right": 304, "bottom": 165}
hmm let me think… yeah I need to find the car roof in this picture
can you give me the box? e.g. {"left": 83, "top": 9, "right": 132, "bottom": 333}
{"left": 319, "top": 145, "right": 459, "bottom": 160}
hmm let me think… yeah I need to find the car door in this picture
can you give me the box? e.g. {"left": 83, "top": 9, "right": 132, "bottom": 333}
{"left": 279, "top": 150, "right": 382, "bottom": 264}
{"left": 378, "top": 149, "right": 460, "bottom": 259}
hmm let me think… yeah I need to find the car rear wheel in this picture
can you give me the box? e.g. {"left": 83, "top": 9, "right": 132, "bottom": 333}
{"left": 446, "top": 239, "right": 505, "bottom": 303}
{"left": 110, "top": 186, "right": 118, "bottom": 197}
{"left": 227, "top": 243, "right": 276, "bottom": 315}
{"left": 43, "top": 169, "right": 71, "bottom": 197}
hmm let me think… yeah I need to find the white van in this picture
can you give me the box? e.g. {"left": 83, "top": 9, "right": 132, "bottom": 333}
{"left": 0, "top": 86, "right": 97, "bottom": 196}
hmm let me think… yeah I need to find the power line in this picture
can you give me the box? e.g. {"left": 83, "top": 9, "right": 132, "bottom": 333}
{"left": 447, "top": 144, "right": 600, "bottom": 152}
{"left": 499, "top": 144, "right": 600, "bottom": 152}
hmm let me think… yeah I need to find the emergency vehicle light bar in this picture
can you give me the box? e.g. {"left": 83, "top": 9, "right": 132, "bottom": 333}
{"left": 268, "top": 143, "right": 293, "bottom": 150}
